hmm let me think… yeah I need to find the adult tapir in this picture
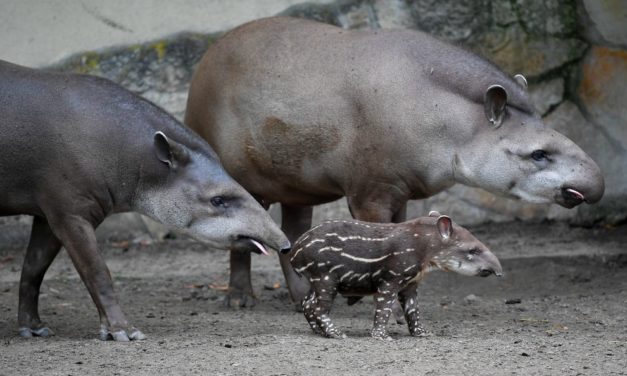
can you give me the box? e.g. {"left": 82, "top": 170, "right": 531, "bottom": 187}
{"left": 0, "top": 59, "right": 290, "bottom": 341}
{"left": 185, "top": 17, "right": 605, "bottom": 307}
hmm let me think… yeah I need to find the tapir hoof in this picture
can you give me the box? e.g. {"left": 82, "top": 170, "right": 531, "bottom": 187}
{"left": 410, "top": 328, "right": 430, "bottom": 337}
{"left": 99, "top": 326, "right": 146, "bottom": 341}
{"left": 223, "top": 290, "right": 256, "bottom": 309}
{"left": 370, "top": 328, "right": 393, "bottom": 341}
{"left": 19, "top": 326, "right": 54, "bottom": 338}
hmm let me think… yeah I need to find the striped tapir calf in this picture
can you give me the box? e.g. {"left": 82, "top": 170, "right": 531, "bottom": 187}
{"left": 289, "top": 212, "right": 502, "bottom": 340}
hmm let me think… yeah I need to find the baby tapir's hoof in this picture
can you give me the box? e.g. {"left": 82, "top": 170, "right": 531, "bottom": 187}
{"left": 99, "top": 326, "right": 146, "bottom": 342}
{"left": 19, "top": 326, "right": 54, "bottom": 338}
{"left": 409, "top": 328, "right": 430, "bottom": 337}
{"left": 370, "top": 328, "right": 393, "bottom": 341}
{"left": 325, "top": 328, "right": 347, "bottom": 339}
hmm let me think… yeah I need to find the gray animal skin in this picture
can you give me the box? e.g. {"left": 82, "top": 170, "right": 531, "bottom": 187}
{"left": 0, "top": 60, "right": 290, "bottom": 341}
{"left": 290, "top": 211, "right": 502, "bottom": 340}
{"left": 185, "top": 17, "right": 605, "bottom": 306}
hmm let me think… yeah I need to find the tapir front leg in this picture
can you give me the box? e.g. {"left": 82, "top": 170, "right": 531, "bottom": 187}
{"left": 371, "top": 281, "right": 397, "bottom": 340}
{"left": 47, "top": 214, "right": 145, "bottom": 341}
{"left": 18, "top": 216, "right": 62, "bottom": 338}
{"left": 279, "top": 204, "right": 313, "bottom": 305}
{"left": 398, "top": 282, "right": 427, "bottom": 337}
{"left": 226, "top": 249, "right": 255, "bottom": 308}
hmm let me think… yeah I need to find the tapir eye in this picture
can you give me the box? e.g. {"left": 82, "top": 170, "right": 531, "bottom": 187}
{"left": 531, "top": 150, "right": 548, "bottom": 161}
{"left": 469, "top": 248, "right": 482, "bottom": 255}
{"left": 210, "top": 196, "right": 227, "bottom": 208}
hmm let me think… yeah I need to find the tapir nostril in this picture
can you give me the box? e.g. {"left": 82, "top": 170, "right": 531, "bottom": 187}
{"left": 280, "top": 245, "right": 292, "bottom": 254}
{"left": 478, "top": 269, "right": 494, "bottom": 277}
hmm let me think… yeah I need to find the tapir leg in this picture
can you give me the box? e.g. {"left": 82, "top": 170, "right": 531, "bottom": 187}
{"left": 225, "top": 249, "right": 255, "bottom": 308}
{"left": 47, "top": 214, "right": 145, "bottom": 341}
{"left": 279, "top": 204, "right": 313, "bottom": 305}
{"left": 302, "top": 291, "right": 323, "bottom": 335}
{"left": 371, "top": 281, "right": 397, "bottom": 340}
{"left": 390, "top": 203, "right": 408, "bottom": 324}
{"left": 398, "top": 282, "right": 427, "bottom": 337}
{"left": 17, "top": 216, "right": 62, "bottom": 338}
{"left": 310, "top": 282, "right": 344, "bottom": 339}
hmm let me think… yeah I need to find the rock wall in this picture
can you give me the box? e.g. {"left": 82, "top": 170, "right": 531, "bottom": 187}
{"left": 11, "top": 0, "right": 627, "bottom": 232}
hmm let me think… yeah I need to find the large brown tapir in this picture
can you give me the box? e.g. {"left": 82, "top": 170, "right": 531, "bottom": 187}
{"left": 0, "top": 59, "right": 290, "bottom": 340}
{"left": 185, "top": 17, "right": 605, "bottom": 307}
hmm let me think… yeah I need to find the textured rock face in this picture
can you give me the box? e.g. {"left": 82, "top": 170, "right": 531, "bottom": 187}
{"left": 49, "top": 0, "right": 626, "bottom": 226}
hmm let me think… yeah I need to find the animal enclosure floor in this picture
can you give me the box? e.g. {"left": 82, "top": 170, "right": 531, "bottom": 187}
{"left": 0, "top": 222, "right": 626, "bottom": 376}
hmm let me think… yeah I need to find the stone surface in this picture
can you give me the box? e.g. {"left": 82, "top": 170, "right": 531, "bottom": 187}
{"left": 529, "top": 78, "right": 565, "bottom": 116}
{"left": 582, "top": 0, "right": 627, "bottom": 48}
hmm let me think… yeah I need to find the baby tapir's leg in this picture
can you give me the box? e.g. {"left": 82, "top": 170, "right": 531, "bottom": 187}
{"left": 371, "top": 281, "right": 398, "bottom": 340}
{"left": 398, "top": 282, "right": 427, "bottom": 336}
{"left": 302, "top": 291, "right": 323, "bottom": 335}
{"left": 310, "top": 281, "right": 344, "bottom": 339}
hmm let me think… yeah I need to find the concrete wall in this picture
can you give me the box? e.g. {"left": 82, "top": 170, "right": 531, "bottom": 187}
{"left": 0, "top": 0, "right": 332, "bottom": 67}
{"left": 1, "top": 0, "right": 625, "bottom": 239}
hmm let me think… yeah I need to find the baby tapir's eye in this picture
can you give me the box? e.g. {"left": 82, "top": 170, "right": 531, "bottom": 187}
{"left": 469, "top": 248, "right": 482, "bottom": 256}
{"left": 210, "top": 196, "right": 227, "bottom": 208}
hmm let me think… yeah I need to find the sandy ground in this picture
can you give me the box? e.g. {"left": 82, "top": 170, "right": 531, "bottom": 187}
{"left": 0, "top": 222, "right": 626, "bottom": 376}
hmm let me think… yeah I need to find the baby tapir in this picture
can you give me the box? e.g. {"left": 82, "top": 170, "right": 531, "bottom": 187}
{"left": 290, "top": 211, "right": 502, "bottom": 340}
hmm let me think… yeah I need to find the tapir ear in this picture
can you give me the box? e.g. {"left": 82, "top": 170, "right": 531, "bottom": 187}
{"left": 428, "top": 210, "right": 441, "bottom": 218}
{"left": 514, "top": 74, "right": 528, "bottom": 90}
{"left": 436, "top": 215, "right": 453, "bottom": 240}
{"left": 484, "top": 85, "right": 508, "bottom": 128}
{"left": 153, "top": 131, "right": 190, "bottom": 168}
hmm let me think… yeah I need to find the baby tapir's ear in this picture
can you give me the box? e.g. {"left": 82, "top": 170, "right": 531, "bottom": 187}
{"left": 154, "top": 131, "right": 190, "bottom": 168}
{"left": 429, "top": 210, "right": 441, "bottom": 217}
{"left": 436, "top": 215, "right": 453, "bottom": 240}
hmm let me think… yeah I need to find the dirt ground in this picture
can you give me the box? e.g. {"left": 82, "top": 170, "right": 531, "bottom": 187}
{"left": 0, "top": 221, "right": 626, "bottom": 376}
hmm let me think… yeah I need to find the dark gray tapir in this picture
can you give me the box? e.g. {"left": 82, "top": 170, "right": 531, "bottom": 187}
{"left": 185, "top": 17, "right": 605, "bottom": 306}
{"left": 0, "top": 60, "right": 290, "bottom": 341}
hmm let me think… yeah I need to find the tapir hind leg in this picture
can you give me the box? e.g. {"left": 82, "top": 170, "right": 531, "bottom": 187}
{"left": 17, "top": 216, "right": 62, "bottom": 338}
{"left": 279, "top": 204, "right": 313, "bottom": 306}
{"left": 46, "top": 213, "right": 145, "bottom": 341}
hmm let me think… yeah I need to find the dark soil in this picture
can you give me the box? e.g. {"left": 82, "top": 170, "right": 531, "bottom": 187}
{"left": 1, "top": 222, "right": 626, "bottom": 376}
